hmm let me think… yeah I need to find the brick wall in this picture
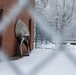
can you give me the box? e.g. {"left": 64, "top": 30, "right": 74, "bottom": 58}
{"left": 0, "top": 0, "right": 34, "bottom": 56}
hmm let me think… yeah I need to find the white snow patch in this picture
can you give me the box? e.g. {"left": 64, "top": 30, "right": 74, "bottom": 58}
{"left": 41, "top": 43, "right": 56, "bottom": 49}
{"left": 0, "top": 46, "right": 76, "bottom": 75}
{"left": 65, "top": 42, "right": 76, "bottom": 57}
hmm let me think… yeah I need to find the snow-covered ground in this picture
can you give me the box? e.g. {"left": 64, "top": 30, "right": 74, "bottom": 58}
{"left": 0, "top": 43, "right": 76, "bottom": 75}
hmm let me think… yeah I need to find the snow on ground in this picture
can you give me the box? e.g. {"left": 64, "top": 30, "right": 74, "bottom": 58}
{"left": 65, "top": 43, "right": 76, "bottom": 57}
{"left": 41, "top": 43, "right": 56, "bottom": 49}
{"left": 0, "top": 43, "right": 76, "bottom": 75}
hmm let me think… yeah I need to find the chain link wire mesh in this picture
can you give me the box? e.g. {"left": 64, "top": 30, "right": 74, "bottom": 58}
{"left": 0, "top": 0, "right": 76, "bottom": 75}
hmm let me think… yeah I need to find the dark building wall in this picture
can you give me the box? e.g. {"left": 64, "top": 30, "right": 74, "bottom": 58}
{"left": 0, "top": 0, "right": 34, "bottom": 56}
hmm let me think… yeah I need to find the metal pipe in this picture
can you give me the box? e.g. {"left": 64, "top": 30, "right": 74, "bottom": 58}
{"left": 15, "top": 20, "right": 30, "bottom": 56}
{"left": 20, "top": 37, "right": 25, "bottom": 56}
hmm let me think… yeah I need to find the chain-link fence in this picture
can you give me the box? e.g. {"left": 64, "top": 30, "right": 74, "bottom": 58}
{"left": 0, "top": 0, "right": 76, "bottom": 75}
